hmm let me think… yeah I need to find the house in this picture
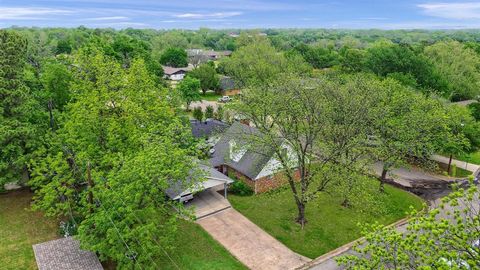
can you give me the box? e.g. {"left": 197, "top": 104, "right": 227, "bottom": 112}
{"left": 162, "top": 65, "right": 193, "bottom": 81}
{"left": 219, "top": 76, "right": 241, "bottom": 96}
{"left": 186, "top": 49, "right": 232, "bottom": 62}
{"left": 210, "top": 122, "right": 298, "bottom": 193}
{"left": 166, "top": 164, "right": 234, "bottom": 202}
{"left": 190, "top": 119, "right": 230, "bottom": 139}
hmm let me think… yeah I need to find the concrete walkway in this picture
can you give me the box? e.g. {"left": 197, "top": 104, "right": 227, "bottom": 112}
{"left": 431, "top": 154, "right": 479, "bottom": 173}
{"left": 197, "top": 208, "right": 309, "bottom": 270}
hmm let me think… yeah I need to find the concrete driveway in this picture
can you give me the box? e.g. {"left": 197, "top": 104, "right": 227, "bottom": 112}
{"left": 197, "top": 208, "right": 309, "bottom": 270}
{"left": 185, "top": 189, "right": 231, "bottom": 219}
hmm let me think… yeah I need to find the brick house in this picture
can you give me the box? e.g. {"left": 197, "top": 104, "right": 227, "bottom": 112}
{"left": 219, "top": 76, "right": 241, "bottom": 96}
{"left": 210, "top": 121, "right": 298, "bottom": 193}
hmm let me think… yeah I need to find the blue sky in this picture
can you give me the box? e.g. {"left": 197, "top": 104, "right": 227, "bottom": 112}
{"left": 1, "top": 1, "right": 480, "bottom": 29}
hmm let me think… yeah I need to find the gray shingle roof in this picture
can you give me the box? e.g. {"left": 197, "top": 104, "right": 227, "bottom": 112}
{"left": 33, "top": 237, "right": 103, "bottom": 270}
{"left": 210, "top": 122, "right": 275, "bottom": 180}
{"left": 190, "top": 119, "right": 229, "bottom": 138}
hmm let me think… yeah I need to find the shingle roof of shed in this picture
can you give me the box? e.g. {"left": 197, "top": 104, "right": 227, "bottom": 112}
{"left": 33, "top": 237, "right": 103, "bottom": 270}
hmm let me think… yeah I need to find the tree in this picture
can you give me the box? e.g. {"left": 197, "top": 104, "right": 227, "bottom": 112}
{"left": 293, "top": 43, "right": 340, "bottom": 69}
{"left": 177, "top": 77, "right": 201, "bottom": 111}
{"left": 0, "top": 30, "right": 43, "bottom": 191}
{"left": 220, "top": 40, "right": 311, "bottom": 87}
{"left": 468, "top": 102, "right": 480, "bottom": 121}
{"left": 424, "top": 41, "right": 480, "bottom": 101}
{"left": 234, "top": 74, "right": 379, "bottom": 227}
{"left": 160, "top": 47, "right": 188, "bottom": 68}
{"left": 215, "top": 105, "right": 224, "bottom": 121}
{"left": 338, "top": 181, "right": 480, "bottom": 269}
{"left": 441, "top": 106, "right": 475, "bottom": 174}
{"left": 205, "top": 105, "right": 214, "bottom": 119}
{"left": 188, "top": 64, "right": 219, "bottom": 95}
{"left": 372, "top": 79, "right": 445, "bottom": 191}
{"left": 193, "top": 107, "right": 203, "bottom": 121}
{"left": 56, "top": 39, "right": 72, "bottom": 55}
{"left": 29, "top": 50, "right": 197, "bottom": 268}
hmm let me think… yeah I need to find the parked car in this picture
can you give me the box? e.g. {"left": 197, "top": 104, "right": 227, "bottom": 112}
{"left": 218, "top": 96, "right": 232, "bottom": 103}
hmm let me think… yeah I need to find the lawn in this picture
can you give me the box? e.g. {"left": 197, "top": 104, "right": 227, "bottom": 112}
{"left": 455, "top": 150, "right": 480, "bottom": 166}
{"left": 436, "top": 162, "right": 472, "bottom": 178}
{"left": 157, "top": 220, "right": 246, "bottom": 270}
{"left": 229, "top": 178, "right": 424, "bottom": 259}
{"left": 200, "top": 91, "right": 222, "bottom": 102}
{"left": 0, "top": 190, "right": 59, "bottom": 270}
{"left": 1, "top": 190, "right": 245, "bottom": 270}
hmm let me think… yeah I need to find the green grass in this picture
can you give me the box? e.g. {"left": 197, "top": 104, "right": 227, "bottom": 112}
{"left": 436, "top": 162, "right": 472, "bottom": 178}
{"left": 0, "top": 190, "right": 59, "bottom": 270}
{"left": 229, "top": 178, "right": 424, "bottom": 259}
{"left": 455, "top": 150, "right": 480, "bottom": 166}
{"left": 200, "top": 91, "right": 222, "bottom": 102}
{"left": 157, "top": 220, "right": 246, "bottom": 270}
{"left": 1, "top": 190, "right": 244, "bottom": 270}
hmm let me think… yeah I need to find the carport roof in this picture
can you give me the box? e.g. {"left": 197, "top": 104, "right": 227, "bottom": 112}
{"left": 166, "top": 164, "right": 234, "bottom": 200}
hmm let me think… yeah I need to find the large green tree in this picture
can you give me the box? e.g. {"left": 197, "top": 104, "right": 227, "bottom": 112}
{"left": 0, "top": 30, "right": 43, "bottom": 191}
{"left": 424, "top": 41, "right": 480, "bottom": 101}
{"left": 188, "top": 63, "right": 220, "bottom": 95}
{"left": 160, "top": 47, "right": 188, "bottom": 68}
{"left": 177, "top": 77, "right": 201, "bottom": 110}
{"left": 29, "top": 49, "right": 197, "bottom": 268}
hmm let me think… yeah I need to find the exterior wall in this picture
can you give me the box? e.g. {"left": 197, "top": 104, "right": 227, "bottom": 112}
{"left": 169, "top": 73, "right": 185, "bottom": 81}
{"left": 221, "top": 89, "right": 241, "bottom": 96}
{"left": 255, "top": 169, "right": 300, "bottom": 193}
{"left": 255, "top": 143, "right": 298, "bottom": 180}
{"left": 218, "top": 165, "right": 300, "bottom": 194}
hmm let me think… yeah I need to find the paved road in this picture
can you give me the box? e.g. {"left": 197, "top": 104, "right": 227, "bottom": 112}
{"left": 197, "top": 208, "right": 309, "bottom": 270}
{"left": 190, "top": 100, "right": 220, "bottom": 111}
{"left": 431, "top": 154, "right": 479, "bottom": 173}
{"left": 371, "top": 162, "right": 450, "bottom": 188}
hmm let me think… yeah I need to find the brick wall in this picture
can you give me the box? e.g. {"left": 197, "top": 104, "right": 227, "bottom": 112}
{"left": 220, "top": 165, "right": 300, "bottom": 194}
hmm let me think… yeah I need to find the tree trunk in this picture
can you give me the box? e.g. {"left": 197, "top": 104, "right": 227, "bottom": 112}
{"left": 380, "top": 167, "right": 388, "bottom": 193}
{"left": 295, "top": 202, "right": 307, "bottom": 228}
{"left": 447, "top": 154, "right": 453, "bottom": 175}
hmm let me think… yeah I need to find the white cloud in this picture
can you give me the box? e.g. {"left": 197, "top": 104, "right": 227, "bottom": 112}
{"left": 173, "top": 11, "right": 242, "bottom": 19}
{"left": 83, "top": 16, "right": 129, "bottom": 21}
{"left": 0, "top": 7, "right": 72, "bottom": 20}
{"left": 418, "top": 2, "right": 480, "bottom": 19}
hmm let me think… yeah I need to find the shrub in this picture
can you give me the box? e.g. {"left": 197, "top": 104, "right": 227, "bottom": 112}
{"left": 229, "top": 180, "right": 253, "bottom": 196}
{"left": 193, "top": 107, "right": 203, "bottom": 121}
{"left": 205, "top": 105, "right": 214, "bottom": 119}
{"left": 215, "top": 105, "right": 224, "bottom": 121}
{"left": 468, "top": 103, "right": 480, "bottom": 121}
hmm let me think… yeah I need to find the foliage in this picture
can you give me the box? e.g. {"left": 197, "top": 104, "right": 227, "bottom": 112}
{"left": 205, "top": 105, "right": 214, "bottom": 119}
{"left": 177, "top": 77, "right": 201, "bottom": 110}
{"left": 29, "top": 49, "right": 197, "bottom": 268}
{"left": 188, "top": 63, "right": 220, "bottom": 94}
{"left": 424, "top": 41, "right": 480, "bottom": 101}
{"left": 0, "top": 30, "right": 44, "bottom": 190}
{"left": 193, "top": 107, "right": 204, "bottom": 121}
{"left": 160, "top": 47, "right": 188, "bottom": 68}
{"left": 338, "top": 181, "right": 480, "bottom": 269}
{"left": 229, "top": 180, "right": 253, "bottom": 196}
{"left": 293, "top": 43, "right": 340, "bottom": 69}
{"left": 215, "top": 105, "right": 224, "bottom": 121}
{"left": 468, "top": 102, "right": 480, "bottom": 121}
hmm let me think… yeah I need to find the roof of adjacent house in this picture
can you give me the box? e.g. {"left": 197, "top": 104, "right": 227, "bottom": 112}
{"left": 33, "top": 237, "right": 103, "bottom": 270}
{"left": 210, "top": 121, "right": 276, "bottom": 180}
{"left": 165, "top": 164, "right": 234, "bottom": 200}
{"left": 190, "top": 119, "right": 230, "bottom": 138}
{"left": 219, "top": 76, "right": 236, "bottom": 91}
{"left": 162, "top": 65, "right": 193, "bottom": 75}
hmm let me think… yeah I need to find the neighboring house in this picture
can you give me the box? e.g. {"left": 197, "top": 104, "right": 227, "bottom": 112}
{"left": 187, "top": 49, "right": 232, "bottom": 63}
{"left": 219, "top": 76, "right": 241, "bottom": 96}
{"left": 162, "top": 65, "right": 193, "bottom": 81}
{"left": 166, "top": 164, "right": 234, "bottom": 202}
{"left": 190, "top": 119, "right": 230, "bottom": 139}
{"left": 210, "top": 122, "right": 298, "bottom": 193}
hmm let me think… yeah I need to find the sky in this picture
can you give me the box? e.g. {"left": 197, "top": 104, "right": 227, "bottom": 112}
{"left": 2, "top": 0, "right": 480, "bottom": 29}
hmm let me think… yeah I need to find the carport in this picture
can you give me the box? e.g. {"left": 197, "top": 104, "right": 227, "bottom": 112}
{"left": 166, "top": 164, "right": 234, "bottom": 219}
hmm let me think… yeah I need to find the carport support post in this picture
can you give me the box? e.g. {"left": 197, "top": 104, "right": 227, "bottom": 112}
{"left": 224, "top": 183, "right": 228, "bottom": 199}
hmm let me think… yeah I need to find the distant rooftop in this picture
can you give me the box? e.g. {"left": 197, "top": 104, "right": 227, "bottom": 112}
{"left": 190, "top": 119, "right": 229, "bottom": 138}
{"left": 33, "top": 237, "right": 103, "bottom": 270}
